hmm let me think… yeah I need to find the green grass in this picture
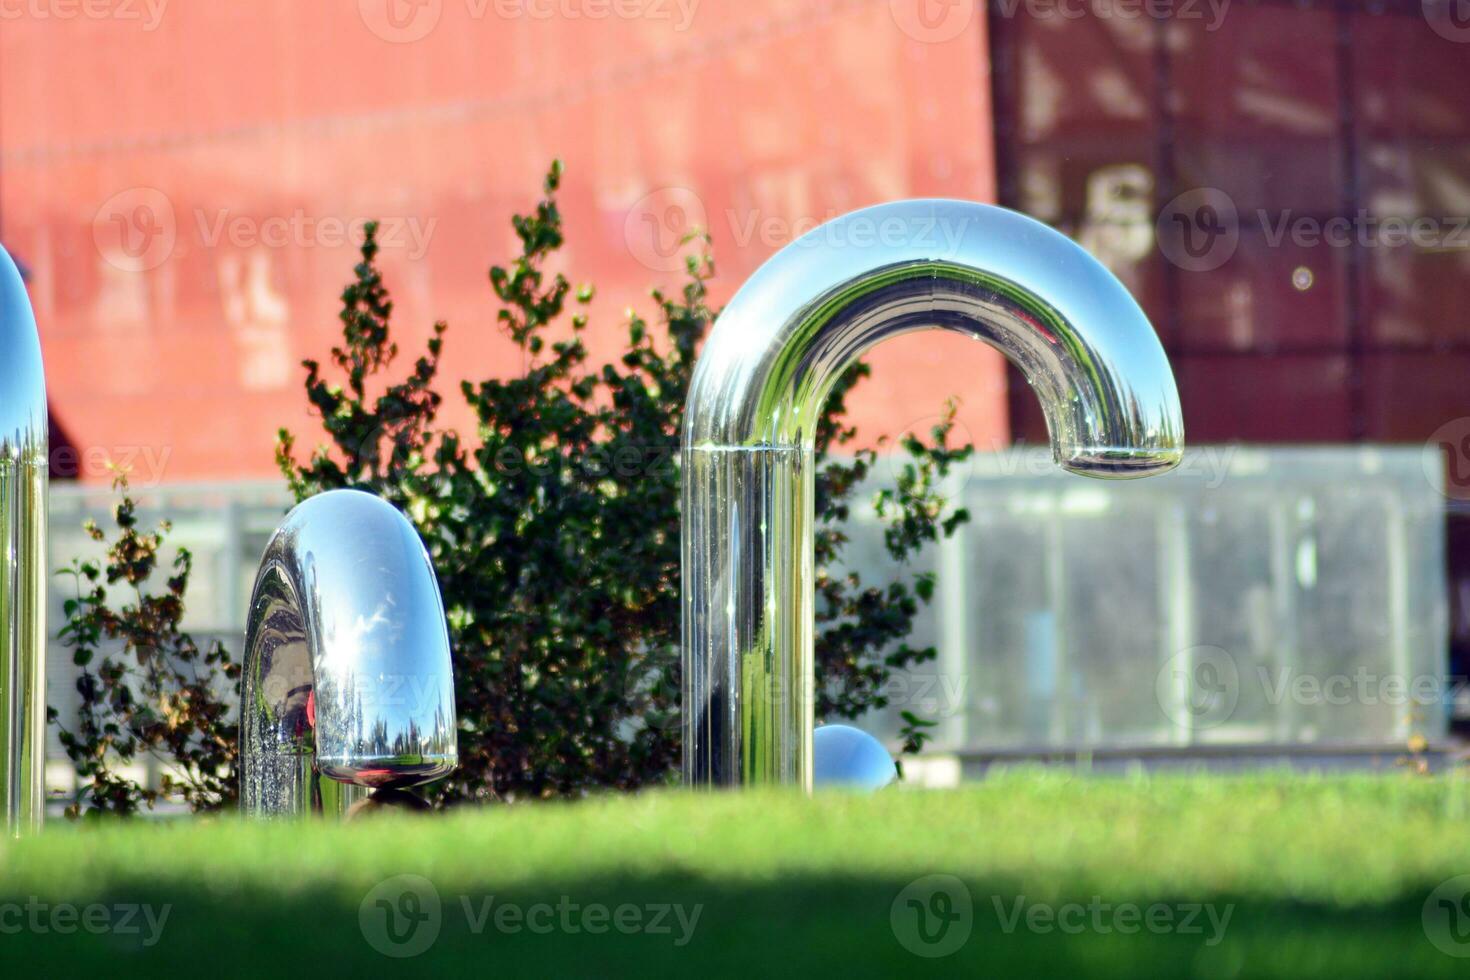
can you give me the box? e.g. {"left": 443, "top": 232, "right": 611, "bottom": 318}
{"left": 4, "top": 771, "right": 1470, "bottom": 977}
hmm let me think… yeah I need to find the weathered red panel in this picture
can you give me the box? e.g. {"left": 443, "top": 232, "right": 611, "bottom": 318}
{"left": 0, "top": 1, "right": 1005, "bottom": 483}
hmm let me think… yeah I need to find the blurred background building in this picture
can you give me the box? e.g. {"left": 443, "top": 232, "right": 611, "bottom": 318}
{"left": 3, "top": 0, "right": 1469, "bottom": 778}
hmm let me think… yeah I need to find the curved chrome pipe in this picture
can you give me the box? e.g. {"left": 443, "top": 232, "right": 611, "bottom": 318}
{"left": 0, "top": 244, "right": 46, "bottom": 836}
{"left": 682, "top": 200, "right": 1184, "bottom": 790}
{"left": 241, "top": 490, "right": 457, "bottom": 817}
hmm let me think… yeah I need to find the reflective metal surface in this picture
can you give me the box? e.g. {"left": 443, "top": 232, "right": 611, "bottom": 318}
{"left": 0, "top": 244, "right": 46, "bottom": 837}
{"left": 241, "top": 490, "right": 457, "bottom": 818}
{"left": 682, "top": 200, "right": 1184, "bottom": 790}
{"left": 813, "top": 725, "right": 895, "bottom": 792}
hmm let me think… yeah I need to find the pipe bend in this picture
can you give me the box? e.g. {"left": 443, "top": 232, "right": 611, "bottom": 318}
{"left": 0, "top": 245, "right": 45, "bottom": 463}
{"left": 241, "top": 490, "right": 457, "bottom": 816}
{"left": 683, "top": 199, "right": 1183, "bottom": 477}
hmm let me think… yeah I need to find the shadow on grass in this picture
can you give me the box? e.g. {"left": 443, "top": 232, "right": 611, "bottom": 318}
{"left": 0, "top": 871, "right": 1456, "bottom": 978}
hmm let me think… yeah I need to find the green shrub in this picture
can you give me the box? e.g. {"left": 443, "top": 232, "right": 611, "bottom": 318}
{"left": 50, "top": 478, "right": 240, "bottom": 817}
{"left": 278, "top": 162, "right": 971, "bottom": 802}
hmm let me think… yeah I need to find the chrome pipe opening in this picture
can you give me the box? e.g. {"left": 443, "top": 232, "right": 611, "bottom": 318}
{"left": 241, "top": 490, "right": 458, "bottom": 818}
{"left": 681, "top": 200, "right": 1184, "bottom": 791}
{"left": 0, "top": 244, "right": 46, "bottom": 837}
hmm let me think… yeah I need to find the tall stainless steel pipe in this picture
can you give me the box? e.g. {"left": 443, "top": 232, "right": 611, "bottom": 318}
{"left": 241, "top": 490, "right": 457, "bottom": 817}
{"left": 0, "top": 245, "right": 46, "bottom": 836}
{"left": 682, "top": 200, "right": 1184, "bottom": 790}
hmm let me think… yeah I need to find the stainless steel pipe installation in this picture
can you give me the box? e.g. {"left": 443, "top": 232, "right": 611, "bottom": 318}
{"left": 241, "top": 490, "right": 457, "bottom": 817}
{"left": 681, "top": 200, "right": 1185, "bottom": 791}
{"left": 0, "top": 244, "right": 47, "bottom": 836}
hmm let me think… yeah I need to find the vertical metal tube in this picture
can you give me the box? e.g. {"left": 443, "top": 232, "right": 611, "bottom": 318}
{"left": 682, "top": 445, "right": 811, "bottom": 784}
{"left": 681, "top": 200, "right": 1185, "bottom": 791}
{"left": 0, "top": 243, "right": 47, "bottom": 835}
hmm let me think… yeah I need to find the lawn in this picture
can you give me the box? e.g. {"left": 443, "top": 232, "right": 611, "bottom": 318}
{"left": 3, "top": 771, "right": 1470, "bottom": 977}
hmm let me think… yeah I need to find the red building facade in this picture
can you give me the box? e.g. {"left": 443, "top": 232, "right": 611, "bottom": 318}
{"left": 4, "top": 2, "right": 1469, "bottom": 485}
{"left": 0, "top": 0, "right": 1005, "bottom": 484}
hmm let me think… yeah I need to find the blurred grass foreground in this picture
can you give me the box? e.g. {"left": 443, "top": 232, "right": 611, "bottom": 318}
{"left": 4, "top": 773, "right": 1470, "bottom": 977}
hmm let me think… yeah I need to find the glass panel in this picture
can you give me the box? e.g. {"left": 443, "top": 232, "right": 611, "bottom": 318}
{"left": 850, "top": 447, "right": 1447, "bottom": 753}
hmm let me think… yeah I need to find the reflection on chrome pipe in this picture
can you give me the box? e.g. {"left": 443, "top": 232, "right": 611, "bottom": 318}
{"left": 241, "top": 490, "right": 457, "bottom": 818}
{"left": 682, "top": 200, "right": 1184, "bottom": 791}
{"left": 0, "top": 244, "right": 46, "bottom": 837}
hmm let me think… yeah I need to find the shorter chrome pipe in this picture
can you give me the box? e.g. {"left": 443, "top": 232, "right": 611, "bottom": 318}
{"left": 241, "top": 490, "right": 457, "bottom": 818}
{"left": 0, "top": 244, "right": 47, "bottom": 837}
{"left": 813, "top": 725, "right": 895, "bottom": 791}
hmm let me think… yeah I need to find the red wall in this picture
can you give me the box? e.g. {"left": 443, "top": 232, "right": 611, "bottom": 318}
{"left": 0, "top": 0, "right": 1005, "bottom": 484}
